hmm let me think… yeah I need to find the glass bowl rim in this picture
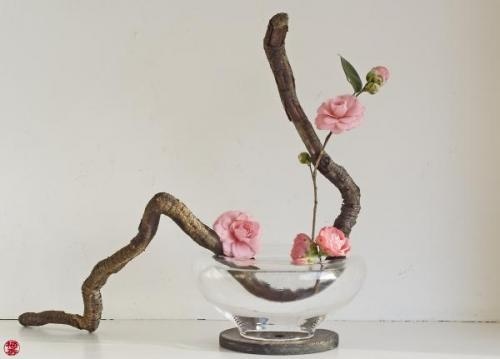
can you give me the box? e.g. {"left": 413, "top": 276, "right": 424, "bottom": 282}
{"left": 208, "top": 255, "right": 362, "bottom": 273}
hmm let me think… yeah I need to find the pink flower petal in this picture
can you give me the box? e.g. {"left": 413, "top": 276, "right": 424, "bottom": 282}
{"left": 330, "top": 100, "right": 348, "bottom": 117}
{"left": 317, "top": 102, "right": 331, "bottom": 116}
{"left": 231, "top": 242, "right": 255, "bottom": 259}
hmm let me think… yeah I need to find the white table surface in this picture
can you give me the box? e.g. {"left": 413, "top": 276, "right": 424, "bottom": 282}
{"left": 0, "top": 319, "right": 498, "bottom": 358}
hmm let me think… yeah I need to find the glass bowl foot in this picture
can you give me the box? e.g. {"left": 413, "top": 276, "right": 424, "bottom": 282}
{"left": 219, "top": 328, "right": 338, "bottom": 355}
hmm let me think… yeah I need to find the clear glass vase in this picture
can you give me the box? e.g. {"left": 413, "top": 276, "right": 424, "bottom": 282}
{"left": 198, "top": 255, "right": 365, "bottom": 341}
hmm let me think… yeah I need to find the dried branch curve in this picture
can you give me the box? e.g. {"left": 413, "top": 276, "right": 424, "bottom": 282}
{"left": 18, "top": 193, "right": 222, "bottom": 332}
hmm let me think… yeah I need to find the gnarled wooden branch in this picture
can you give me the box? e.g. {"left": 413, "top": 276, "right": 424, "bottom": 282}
{"left": 18, "top": 190, "right": 331, "bottom": 333}
{"left": 18, "top": 192, "right": 223, "bottom": 332}
{"left": 264, "top": 13, "right": 361, "bottom": 236}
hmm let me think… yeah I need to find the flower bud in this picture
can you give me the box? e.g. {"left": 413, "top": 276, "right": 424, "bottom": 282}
{"left": 290, "top": 233, "right": 319, "bottom": 265}
{"left": 366, "top": 66, "right": 390, "bottom": 86}
{"left": 298, "top": 152, "right": 312, "bottom": 165}
{"left": 364, "top": 82, "right": 380, "bottom": 95}
{"left": 366, "top": 72, "right": 383, "bottom": 85}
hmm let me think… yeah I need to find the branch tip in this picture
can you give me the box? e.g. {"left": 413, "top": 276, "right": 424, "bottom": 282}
{"left": 270, "top": 13, "right": 288, "bottom": 28}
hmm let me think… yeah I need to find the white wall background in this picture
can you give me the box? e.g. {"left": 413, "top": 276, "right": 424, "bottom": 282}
{"left": 0, "top": 0, "right": 499, "bottom": 322}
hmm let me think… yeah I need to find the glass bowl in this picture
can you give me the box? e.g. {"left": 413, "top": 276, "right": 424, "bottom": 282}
{"left": 197, "top": 255, "right": 365, "bottom": 341}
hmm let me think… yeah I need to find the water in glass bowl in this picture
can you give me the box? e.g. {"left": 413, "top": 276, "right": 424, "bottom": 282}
{"left": 198, "top": 256, "right": 365, "bottom": 341}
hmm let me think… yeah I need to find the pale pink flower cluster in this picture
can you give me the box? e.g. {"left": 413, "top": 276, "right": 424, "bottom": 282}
{"left": 290, "top": 226, "right": 350, "bottom": 264}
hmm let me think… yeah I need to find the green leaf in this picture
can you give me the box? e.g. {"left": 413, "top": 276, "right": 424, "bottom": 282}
{"left": 340, "top": 56, "right": 363, "bottom": 93}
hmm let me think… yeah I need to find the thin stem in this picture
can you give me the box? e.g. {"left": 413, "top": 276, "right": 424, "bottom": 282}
{"left": 309, "top": 131, "right": 333, "bottom": 260}
{"left": 308, "top": 163, "right": 317, "bottom": 240}
{"left": 307, "top": 162, "right": 314, "bottom": 183}
{"left": 354, "top": 84, "right": 367, "bottom": 97}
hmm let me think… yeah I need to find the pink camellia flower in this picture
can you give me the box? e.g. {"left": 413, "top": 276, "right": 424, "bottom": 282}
{"left": 213, "top": 211, "right": 261, "bottom": 259}
{"left": 315, "top": 95, "right": 365, "bottom": 134}
{"left": 367, "top": 66, "right": 390, "bottom": 85}
{"left": 315, "top": 226, "right": 351, "bottom": 257}
{"left": 290, "top": 233, "right": 317, "bottom": 264}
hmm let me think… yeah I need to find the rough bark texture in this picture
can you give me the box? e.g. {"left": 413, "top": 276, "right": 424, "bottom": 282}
{"left": 264, "top": 13, "right": 361, "bottom": 236}
{"left": 18, "top": 193, "right": 223, "bottom": 332}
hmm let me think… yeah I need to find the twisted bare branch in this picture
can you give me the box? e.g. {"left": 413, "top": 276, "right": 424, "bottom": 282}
{"left": 18, "top": 192, "right": 223, "bottom": 332}
{"left": 264, "top": 13, "right": 361, "bottom": 236}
